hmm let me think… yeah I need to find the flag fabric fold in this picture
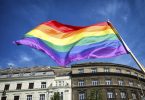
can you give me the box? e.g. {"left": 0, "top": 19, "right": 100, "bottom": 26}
{"left": 14, "top": 20, "right": 128, "bottom": 66}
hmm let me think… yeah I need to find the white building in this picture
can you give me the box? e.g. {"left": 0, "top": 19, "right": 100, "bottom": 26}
{"left": 0, "top": 66, "right": 71, "bottom": 100}
{"left": 48, "top": 67, "right": 71, "bottom": 100}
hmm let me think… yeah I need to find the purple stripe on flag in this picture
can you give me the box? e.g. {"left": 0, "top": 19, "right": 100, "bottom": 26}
{"left": 14, "top": 37, "right": 127, "bottom": 66}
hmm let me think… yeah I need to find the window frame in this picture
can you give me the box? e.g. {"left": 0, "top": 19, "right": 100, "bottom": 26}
{"left": 118, "top": 80, "right": 124, "bottom": 86}
{"left": 91, "top": 68, "right": 97, "bottom": 73}
{"left": 116, "top": 68, "right": 121, "bottom": 73}
{"left": 78, "top": 68, "right": 84, "bottom": 74}
{"left": 129, "top": 81, "right": 133, "bottom": 86}
{"left": 28, "top": 83, "right": 34, "bottom": 89}
{"left": 4, "top": 84, "right": 10, "bottom": 90}
{"left": 105, "top": 79, "right": 112, "bottom": 85}
{"left": 131, "top": 92, "right": 137, "bottom": 99}
{"left": 92, "top": 80, "right": 99, "bottom": 86}
{"left": 79, "top": 92, "right": 85, "bottom": 100}
{"left": 104, "top": 68, "right": 109, "bottom": 72}
{"left": 120, "top": 91, "right": 126, "bottom": 99}
{"left": 14, "top": 96, "right": 19, "bottom": 100}
{"left": 40, "top": 94, "right": 45, "bottom": 100}
{"left": 27, "top": 95, "right": 32, "bottom": 100}
{"left": 1, "top": 96, "right": 7, "bottom": 100}
{"left": 107, "top": 91, "right": 114, "bottom": 99}
{"left": 78, "top": 80, "right": 84, "bottom": 86}
{"left": 41, "top": 82, "right": 46, "bottom": 88}
{"left": 16, "top": 83, "right": 22, "bottom": 90}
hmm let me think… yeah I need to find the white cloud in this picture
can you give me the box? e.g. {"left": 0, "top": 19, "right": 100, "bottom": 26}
{"left": 22, "top": 56, "right": 31, "bottom": 62}
{"left": 20, "top": 53, "right": 32, "bottom": 62}
{"left": 97, "top": 1, "right": 121, "bottom": 17}
{"left": 7, "top": 62, "right": 16, "bottom": 67}
{"left": 96, "top": 1, "right": 130, "bottom": 22}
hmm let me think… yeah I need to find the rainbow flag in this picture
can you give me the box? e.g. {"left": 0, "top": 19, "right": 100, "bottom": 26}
{"left": 14, "top": 20, "right": 128, "bottom": 66}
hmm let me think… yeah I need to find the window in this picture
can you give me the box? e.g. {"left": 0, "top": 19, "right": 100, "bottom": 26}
{"left": 41, "top": 82, "right": 46, "bottom": 88}
{"left": 40, "top": 94, "right": 45, "bottom": 100}
{"left": 120, "top": 92, "right": 126, "bottom": 99}
{"left": 106, "top": 80, "right": 111, "bottom": 85}
{"left": 49, "top": 91, "right": 53, "bottom": 93}
{"left": 104, "top": 68, "right": 109, "bottom": 72}
{"left": 126, "top": 70, "right": 131, "bottom": 74}
{"left": 65, "top": 90, "right": 69, "bottom": 92}
{"left": 30, "top": 72, "right": 35, "bottom": 76}
{"left": 7, "top": 74, "right": 12, "bottom": 78}
{"left": 66, "top": 83, "right": 69, "bottom": 86}
{"left": 59, "top": 81, "right": 61, "bottom": 86}
{"left": 78, "top": 69, "right": 84, "bottom": 74}
{"left": 91, "top": 68, "right": 97, "bottom": 73}
{"left": 137, "top": 83, "right": 141, "bottom": 87}
{"left": 129, "top": 81, "right": 133, "bottom": 86}
{"left": 134, "top": 73, "right": 138, "bottom": 76}
{"left": 141, "top": 75, "right": 144, "bottom": 79}
{"left": 14, "top": 96, "right": 19, "bottom": 100}
{"left": 132, "top": 93, "right": 137, "bottom": 99}
{"left": 116, "top": 68, "right": 121, "bottom": 73}
{"left": 118, "top": 80, "right": 124, "bottom": 86}
{"left": 107, "top": 92, "right": 113, "bottom": 98}
{"left": 16, "top": 84, "right": 22, "bottom": 90}
{"left": 79, "top": 93, "right": 85, "bottom": 100}
{"left": 62, "top": 81, "right": 64, "bottom": 86}
{"left": 27, "top": 95, "right": 32, "bottom": 100}
{"left": 78, "top": 80, "right": 84, "bottom": 86}
{"left": 92, "top": 80, "right": 99, "bottom": 86}
{"left": 4, "top": 84, "right": 10, "bottom": 90}
{"left": 18, "top": 73, "right": 24, "bottom": 77}
{"left": 60, "top": 92, "right": 63, "bottom": 100}
{"left": 1, "top": 97, "right": 7, "bottom": 100}
{"left": 29, "top": 83, "right": 34, "bottom": 89}
{"left": 56, "top": 81, "right": 58, "bottom": 86}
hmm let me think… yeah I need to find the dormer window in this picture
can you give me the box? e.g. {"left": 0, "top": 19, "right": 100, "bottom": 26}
{"left": 78, "top": 69, "right": 84, "bottom": 74}
{"left": 104, "top": 68, "right": 109, "bottom": 72}
{"left": 118, "top": 80, "right": 124, "bottom": 86}
{"left": 91, "top": 68, "right": 97, "bottom": 73}
{"left": 116, "top": 68, "right": 121, "bottom": 73}
{"left": 126, "top": 70, "right": 131, "bottom": 74}
{"left": 106, "top": 79, "right": 112, "bottom": 85}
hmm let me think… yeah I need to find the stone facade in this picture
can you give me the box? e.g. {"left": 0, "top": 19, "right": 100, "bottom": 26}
{"left": 0, "top": 62, "right": 145, "bottom": 100}
{"left": 71, "top": 62, "right": 145, "bottom": 100}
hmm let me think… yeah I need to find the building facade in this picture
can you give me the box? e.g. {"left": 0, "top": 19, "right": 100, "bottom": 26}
{"left": 71, "top": 63, "right": 145, "bottom": 100}
{"left": 48, "top": 67, "right": 71, "bottom": 100}
{"left": 0, "top": 67, "right": 71, "bottom": 100}
{"left": 0, "top": 62, "right": 145, "bottom": 100}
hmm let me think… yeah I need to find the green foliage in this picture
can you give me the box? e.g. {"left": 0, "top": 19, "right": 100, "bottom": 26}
{"left": 51, "top": 92, "right": 60, "bottom": 100}
{"left": 87, "top": 88, "right": 104, "bottom": 100}
{"left": 97, "top": 89, "right": 103, "bottom": 100}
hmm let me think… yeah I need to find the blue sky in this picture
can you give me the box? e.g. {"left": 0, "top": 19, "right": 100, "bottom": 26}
{"left": 0, "top": 0, "right": 145, "bottom": 69}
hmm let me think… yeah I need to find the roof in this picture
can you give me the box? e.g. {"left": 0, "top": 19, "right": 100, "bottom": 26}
{"left": 71, "top": 62, "right": 144, "bottom": 74}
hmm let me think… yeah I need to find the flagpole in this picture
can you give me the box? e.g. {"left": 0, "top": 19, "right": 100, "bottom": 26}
{"left": 107, "top": 21, "right": 145, "bottom": 73}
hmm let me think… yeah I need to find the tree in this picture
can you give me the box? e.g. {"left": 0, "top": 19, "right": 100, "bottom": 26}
{"left": 50, "top": 92, "right": 60, "bottom": 100}
{"left": 97, "top": 89, "right": 103, "bottom": 100}
{"left": 87, "top": 88, "right": 104, "bottom": 100}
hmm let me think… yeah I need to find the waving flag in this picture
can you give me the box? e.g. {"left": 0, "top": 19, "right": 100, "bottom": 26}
{"left": 14, "top": 20, "right": 128, "bottom": 66}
